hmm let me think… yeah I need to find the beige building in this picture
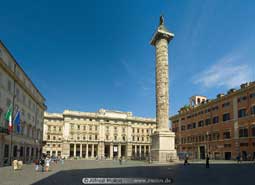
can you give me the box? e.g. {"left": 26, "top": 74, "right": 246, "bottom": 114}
{"left": 43, "top": 109, "right": 156, "bottom": 159}
{"left": 0, "top": 41, "right": 46, "bottom": 166}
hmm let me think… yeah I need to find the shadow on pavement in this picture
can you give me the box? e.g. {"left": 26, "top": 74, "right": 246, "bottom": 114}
{"left": 32, "top": 163, "right": 254, "bottom": 185}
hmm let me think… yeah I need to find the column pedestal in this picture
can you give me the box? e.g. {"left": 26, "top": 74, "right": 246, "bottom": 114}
{"left": 151, "top": 131, "right": 177, "bottom": 162}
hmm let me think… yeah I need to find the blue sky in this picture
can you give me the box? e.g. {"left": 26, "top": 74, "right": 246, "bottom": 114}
{"left": 0, "top": 0, "right": 255, "bottom": 118}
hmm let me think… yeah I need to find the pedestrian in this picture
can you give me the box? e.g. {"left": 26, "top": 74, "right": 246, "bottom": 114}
{"left": 184, "top": 155, "right": 189, "bottom": 165}
{"left": 39, "top": 157, "right": 45, "bottom": 172}
{"left": 12, "top": 159, "right": 18, "bottom": 171}
{"left": 61, "top": 157, "right": 65, "bottom": 165}
{"left": 34, "top": 159, "right": 40, "bottom": 171}
{"left": 45, "top": 156, "right": 51, "bottom": 172}
{"left": 119, "top": 156, "right": 122, "bottom": 165}
{"left": 236, "top": 155, "right": 241, "bottom": 163}
{"left": 206, "top": 155, "right": 210, "bottom": 168}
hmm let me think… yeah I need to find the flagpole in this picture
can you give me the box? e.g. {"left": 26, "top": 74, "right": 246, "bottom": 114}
{"left": 10, "top": 64, "right": 17, "bottom": 166}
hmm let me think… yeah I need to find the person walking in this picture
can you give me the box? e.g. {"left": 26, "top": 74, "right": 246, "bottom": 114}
{"left": 39, "top": 157, "right": 45, "bottom": 172}
{"left": 119, "top": 156, "right": 122, "bottom": 165}
{"left": 184, "top": 155, "right": 189, "bottom": 165}
{"left": 34, "top": 159, "right": 40, "bottom": 172}
{"left": 206, "top": 154, "right": 210, "bottom": 168}
{"left": 45, "top": 156, "right": 51, "bottom": 172}
{"left": 236, "top": 154, "right": 241, "bottom": 164}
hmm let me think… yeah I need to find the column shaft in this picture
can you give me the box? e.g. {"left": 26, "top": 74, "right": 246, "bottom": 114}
{"left": 86, "top": 144, "right": 88, "bottom": 158}
{"left": 155, "top": 38, "right": 169, "bottom": 130}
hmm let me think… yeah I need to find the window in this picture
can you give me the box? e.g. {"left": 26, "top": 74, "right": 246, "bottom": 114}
{"left": 252, "top": 126, "right": 255, "bottom": 137}
{"left": 223, "top": 131, "right": 231, "bottom": 139}
{"left": 223, "top": 113, "right": 230, "bottom": 122}
{"left": 187, "top": 124, "right": 192, "bottom": 130}
{"left": 122, "top": 136, "right": 126, "bottom": 141}
{"left": 213, "top": 116, "right": 219, "bottom": 124}
{"left": 114, "top": 135, "right": 117, "bottom": 141}
{"left": 4, "top": 145, "right": 9, "bottom": 158}
{"left": 53, "top": 136, "right": 56, "bottom": 140}
{"left": 77, "top": 125, "right": 80, "bottom": 130}
{"left": 132, "top": 128, "right": 135, "bottom": 133}
{"left": 95, "top": 135, "right": 98, "bottom": 140}
{"left": 47, "top": 135, "right": 50, "bottom": 140}
{"left": 192, "top": 122, "right": 196, "bottom": 128}
{"left": 89, "top": 125, "right": 92, "bottom": 131}
{"left": 198, "top": 120, "right": 204, "bottom": 127}
{"left": 240, "top": 143, "right": 248, "bottom": 147}
{"left": 122, "top": 128, "right": 125, "bottom": 133}
{"left": 212, "top": 132, "right": 220, "bottom": 140}
{"left": 7, "top": 80, "right": 12, "bottom": 93}
{"left": 238, "top": 109, "right": 246, "bottom": 118}
{"left": 250, "top": 93, "right": 255, "bottom": 99}
{"left": 83, "top": 125, "right": 86, "bottom": 130}
{"left": 238, "top": 96, "right": 247, "bottom": 103}
{"left": 205, "top": 118, "right": 211, "bottom": 125}
{"left": 251, "top": 105, "right": 255, "bottom": 115}
{"left": 224, "top": 144, "right": 231, "bottom": 148}
{"left": 239, "top": 128, "right": 248, "bottom": 137}
{"left": 181, "top": 125, "right": 186, "bottom": 131}
{"left": 222, "top": 102, "right": 230, "bottom": 108}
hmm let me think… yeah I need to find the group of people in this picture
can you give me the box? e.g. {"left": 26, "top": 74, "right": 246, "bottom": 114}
{"left": 34, "top": 155, "right": 65, "bottom": 172}
{"left": 184, "top": 154, "right": 210, "bottom": 168}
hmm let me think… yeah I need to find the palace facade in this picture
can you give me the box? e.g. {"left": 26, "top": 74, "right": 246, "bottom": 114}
{"left": 171, "top": 82, "right": 255, "bottom": 160}
{"left": 43, "top": 109, "right": 156, "bottom": 159}
{"left": 0, "top": 41, "right": 46, "bottom": 166}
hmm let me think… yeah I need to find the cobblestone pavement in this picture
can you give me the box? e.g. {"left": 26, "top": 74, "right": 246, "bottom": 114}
{"left": 0, "top": 160, "right": 254, "bottom": 185}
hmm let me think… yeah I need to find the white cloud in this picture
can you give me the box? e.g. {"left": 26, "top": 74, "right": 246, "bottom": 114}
{"left": 193, "top": 54, "right": 253, "bottom": 89}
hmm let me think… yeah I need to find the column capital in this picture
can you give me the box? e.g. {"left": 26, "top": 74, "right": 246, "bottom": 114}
{"left": 150, "top": 16, "right": 174, "bottom": 46}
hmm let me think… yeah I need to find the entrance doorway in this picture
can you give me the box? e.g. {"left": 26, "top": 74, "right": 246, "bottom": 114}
{"left": 199, "top": 146, "right": 205, "bottom": 159}
{"left": 224, "top": 152, "right": 231, "bottom": 160}
{"left": 104, "top": 145, "right": 110, "bottom": 158}
{"left": 113, "top": 145, "right": 118, "bottom": 158}
{"left": 242, "top": 151, "right": 247, "bottom": 160}
{"left": 121, "top": 145, "right": 126, "bottom": 158}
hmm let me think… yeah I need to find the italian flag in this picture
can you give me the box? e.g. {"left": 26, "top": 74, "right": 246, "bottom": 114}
{"left": 5, "top": 105, "right": 13, "bottom": 133}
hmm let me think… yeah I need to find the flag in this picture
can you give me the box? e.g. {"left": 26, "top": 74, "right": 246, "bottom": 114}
{"left": 5, "top": 104, "right": 13, "bottom": 133}
{"left": 14, "top": 111, "right": 21, "bottom": 133}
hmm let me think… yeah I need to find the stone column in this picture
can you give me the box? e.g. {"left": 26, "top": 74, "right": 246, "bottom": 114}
{"left": 118, "top": 144, "right": 121, "bottom": 158}
{"left": 74, "top": 144, "right": 76, "bottom": 157}
{"left": 110, "top": 143, "right": 113, "bottom": 159}
{"left": 86, "top": 144, "right": 89, "bottom": 158}
{"left": 92, "top": 144, "right": 94, "bottom": 158}
{"left": 150, "top": 16, "right": 177, "bottom": 162}
{"left": 80, "top": 144, "right": 82, "bottom": 158}
{"left": 139, "top": 145, "right": 142, "bottom": 158}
